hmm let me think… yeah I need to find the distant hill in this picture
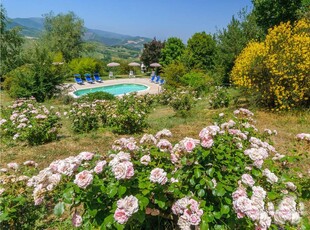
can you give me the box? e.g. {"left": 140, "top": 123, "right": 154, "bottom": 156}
{"left": 7, "top": 17, "right": 151, "bottom": 50}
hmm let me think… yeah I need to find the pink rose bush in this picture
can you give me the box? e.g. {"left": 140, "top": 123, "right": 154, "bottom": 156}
{"left": 172, "top": 197, "right": 203, "bottom": 229}
{"left": 0, "top": 108, "right": 307, "bottom": 229}
{"left": 114, "top": 195, "right": 139, "bottom": 224}
{"left": 0, "top": 98, "right": 61, "bottom": 145}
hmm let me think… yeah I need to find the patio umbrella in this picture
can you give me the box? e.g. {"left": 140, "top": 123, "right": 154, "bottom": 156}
{"left": 107, "top": 62, "right": 120, "bottom": 67}
{"left": 128, "top": 62, "right": 140, "bottom": 67}
{"left": 150, "top": 63, "right": 161, "bottom": 68}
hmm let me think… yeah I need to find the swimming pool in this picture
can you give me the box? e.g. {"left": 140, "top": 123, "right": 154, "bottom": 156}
{"left": 73, "top": 83, "right": 149, "bottom": 97}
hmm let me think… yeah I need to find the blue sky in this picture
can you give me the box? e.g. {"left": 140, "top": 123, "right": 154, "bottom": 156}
{"left": 2, "top": 0, "right": 253, "bottom": 41}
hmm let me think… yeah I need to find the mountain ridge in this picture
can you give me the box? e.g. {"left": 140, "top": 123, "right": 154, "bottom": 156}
{"left": 7, "top": 17, "right": 151, "bottom": 49}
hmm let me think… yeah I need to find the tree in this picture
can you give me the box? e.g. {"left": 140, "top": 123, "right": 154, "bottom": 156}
{"left": 0, "top": 5, "right": 24, "bottom": 78}
{"left": 4, "top": 45, "right": 65, "bottom": 102}
{"left": 215, "top": 9, "right": 264, "bottom": 84}
{"left": 252, "top": 0, "right": 303, "bottom": 33}
{"left": 140, "top": 38, "right": 164, "bottom": 68}
{"left": 41, "top": 11, "right": 85, "bottom": 62}
{"left": 160, "top": 37, "right": 185, "bottom": 66}
{"left": 182, "top": 32, "right": 216, "bottom": 71}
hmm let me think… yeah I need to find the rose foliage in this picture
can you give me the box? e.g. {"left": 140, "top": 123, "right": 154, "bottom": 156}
{"left": 1, "top": 108, "right": 309, "bottom": 229}
{"left": 0, "top": 97, "right": 62, "bottom": 145}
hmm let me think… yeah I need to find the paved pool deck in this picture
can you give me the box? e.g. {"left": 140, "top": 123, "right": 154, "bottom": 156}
{"left": 69, "top": 78, "right": 163, "bottom": 97}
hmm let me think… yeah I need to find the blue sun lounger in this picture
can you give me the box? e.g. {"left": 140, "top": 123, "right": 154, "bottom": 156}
{"left": 93, "top": 73, "right": 103, "bottom": 82}
{"left": 84, "top": 73, "right": 94, "bottom": 84}
{"left": 155, "top": 76, "right": 161, "bottom": 84}
{"left": 74, "top": 74, "right": 83, "bottom": 84}
{"left": 150, "top": 75, "right": 156, "bottom": 82}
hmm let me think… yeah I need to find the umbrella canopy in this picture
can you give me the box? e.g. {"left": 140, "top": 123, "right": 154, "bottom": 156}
{"left": 150, "top": 63, "right": 161, "bottom": 68}
{"left": 128, "top": 62, "right": 140, "bottom": 67}
{"left": 107, "top": 62, "right": 120, "bottom": 67}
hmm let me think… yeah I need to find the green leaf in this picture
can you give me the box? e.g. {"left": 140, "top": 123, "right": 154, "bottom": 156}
{"left": 108, "top": 186, "right": 118, "bottom": 198}
{"left": 118, "top": 186, "right": 127, "bottom": 196}
{"left": 214, "top": 211, "right": 222, "bottom": 219}
{"left": 138, "top": 196, "right": 149, "bottom": 210}
{"left": 115, "top": 223, "right": 125, "bottom": 230}
{"left": 155, "top": 199, "right": 166, "bottom": 209}
{"left": 200, "top": 220, "right": 209, "bottom": 229}
{"left": 198, "top": 189, "right": 205, "bottom": 197}
{"left": 54, "top": 202, "right": 65, "bottom": 217}
{"left": 63, "top": 188, "right": 74, "bottom": 204}
{"left": 135, "top": 211, "right": 146, "bottom": 223}
{"left": 103, "top": 214, "right": 114, "bottom": 228}
{"left": 220, "top": 205, "right": 230, "bottom": 215}
{"left": 267, "top": 191, "right": 278, "bottom": 200}
{"left": 206, "top": 167, "right": 215, "bottom": 177}
{"left": 194, "top": 168, "right": 201, "bottom": 178}
{"left": 212, "top": 185, "right": 226, "bottom": 197}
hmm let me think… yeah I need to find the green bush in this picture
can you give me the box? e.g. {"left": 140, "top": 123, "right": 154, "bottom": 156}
{"left": 69, "top": 102, "right": 100, "bottom": 133}
{"left": 0, "top": 98, "right": 62, "bottom": 146}
{"left": 180, "top": 71, "right": 214, "bottom": 95}
{"left": 78, "top": 92, "right": 115, "bottom": 102}
{"left": 68, "top": 57, "right": 102, "bottom": 77}
{"left": 3, "top": 46, "right": 65, "bottom": 102}
{"left": 208, "top": 86, "right": 230, "bottom": 109}
{"left": 108, "top": 94, "right": 152, "bottom": 134}
{"left": 161, "top": 61, "right": 187, "bottom": 88}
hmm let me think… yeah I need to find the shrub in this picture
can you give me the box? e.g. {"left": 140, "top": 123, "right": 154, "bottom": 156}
{"left": 3, "top": 46, "right": 65, "bottom": 102}
{"left": 0, "top": 97, "right": 62, "bottom": 146}
{"left": 208, "top": 86, "right": 230, "bottom": 109}
{"left": 159, "top": 89, "right": 197, "bottom": 117}
{"left": 231, "top": 19, "right": 310, "bottom": 110}
{"left": 68, "top": 102, "right": 100, "bottom": 133}
{"left": 78, "top": 91, "right": 115, "bottom": 102}
{"left": 161, "top": 61, "right": 187, "bottom": 88}
{"left": 180, "top": 71, "right": 214, "bottom": 95}
{"left": 108, "top": 94, "right": 152, "bottom": 134}
{"left": 10, "top": 108, "right": 307, "bottom": 229}
{"left": 0, "top": 162, "right": 48, "bottom": 229}
{"left": 68, "top": 57, "right": 102, "bottom": 76}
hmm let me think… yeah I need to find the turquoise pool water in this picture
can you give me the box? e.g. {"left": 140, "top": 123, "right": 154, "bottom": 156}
{"left": 73, "top": 84, "right": 148, "bottom": 97}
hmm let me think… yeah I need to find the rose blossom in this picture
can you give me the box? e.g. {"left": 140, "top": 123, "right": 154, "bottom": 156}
{"left": 94, "top": 160, "right": 107, "bottom": 174}
{"left": 140, "top": 155, "right": 151, "bottom": 165}
{"left": 114, "top": 208, "right": 129, "bottom": 224}
{"left": 241, "top": 174, "right": 255, "bottom": 187}
{"left": 111, "top": 161, "right": 134, "bottom": 180}
{"left": 73, "top": 170, "right": 93, "bottom": 189}
{"left": 7, "top": 162, "right": 19, "bottom": 170}
{"left": 150, "top": 168, "right": 168, "bottom": 185}
{"left": 72, "top": 212, "right": 82, "bottom": 227}
{"left": 116, "top": 195, "right": 139, "bottom": 215}
{"left": 77, "top": 151, "right": 94, "bottom": 161}
{"left": 285, "top": 182, "right": 297, "bottom": 191}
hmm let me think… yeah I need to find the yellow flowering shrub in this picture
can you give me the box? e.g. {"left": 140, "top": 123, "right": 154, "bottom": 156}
{"left": 231, "top": 19, "right": 310, "bottom": 110}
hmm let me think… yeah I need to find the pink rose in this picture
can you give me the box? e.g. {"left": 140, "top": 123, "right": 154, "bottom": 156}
{"left": 114, "top": 208, "right": 129, "bottom": 224}
{"left": 72, "top": 213, "right": 82, "bottom": 227}
{"left": 74, "top": 170, "right": 93, "bottom": 189}
{"left": 150, "top": 168, "right": 168, "bottom": 185}
{"left": 241, "top": 174, "right": 255, "bottom": 187}
{"left": 140, "top": 155, "right": 151, "bottom": 165}
{"left": 94, "top": 160, "right": 107, "bottom": 174}
{"left": 78, "top": 152, "right": 94, "bottom": 161}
